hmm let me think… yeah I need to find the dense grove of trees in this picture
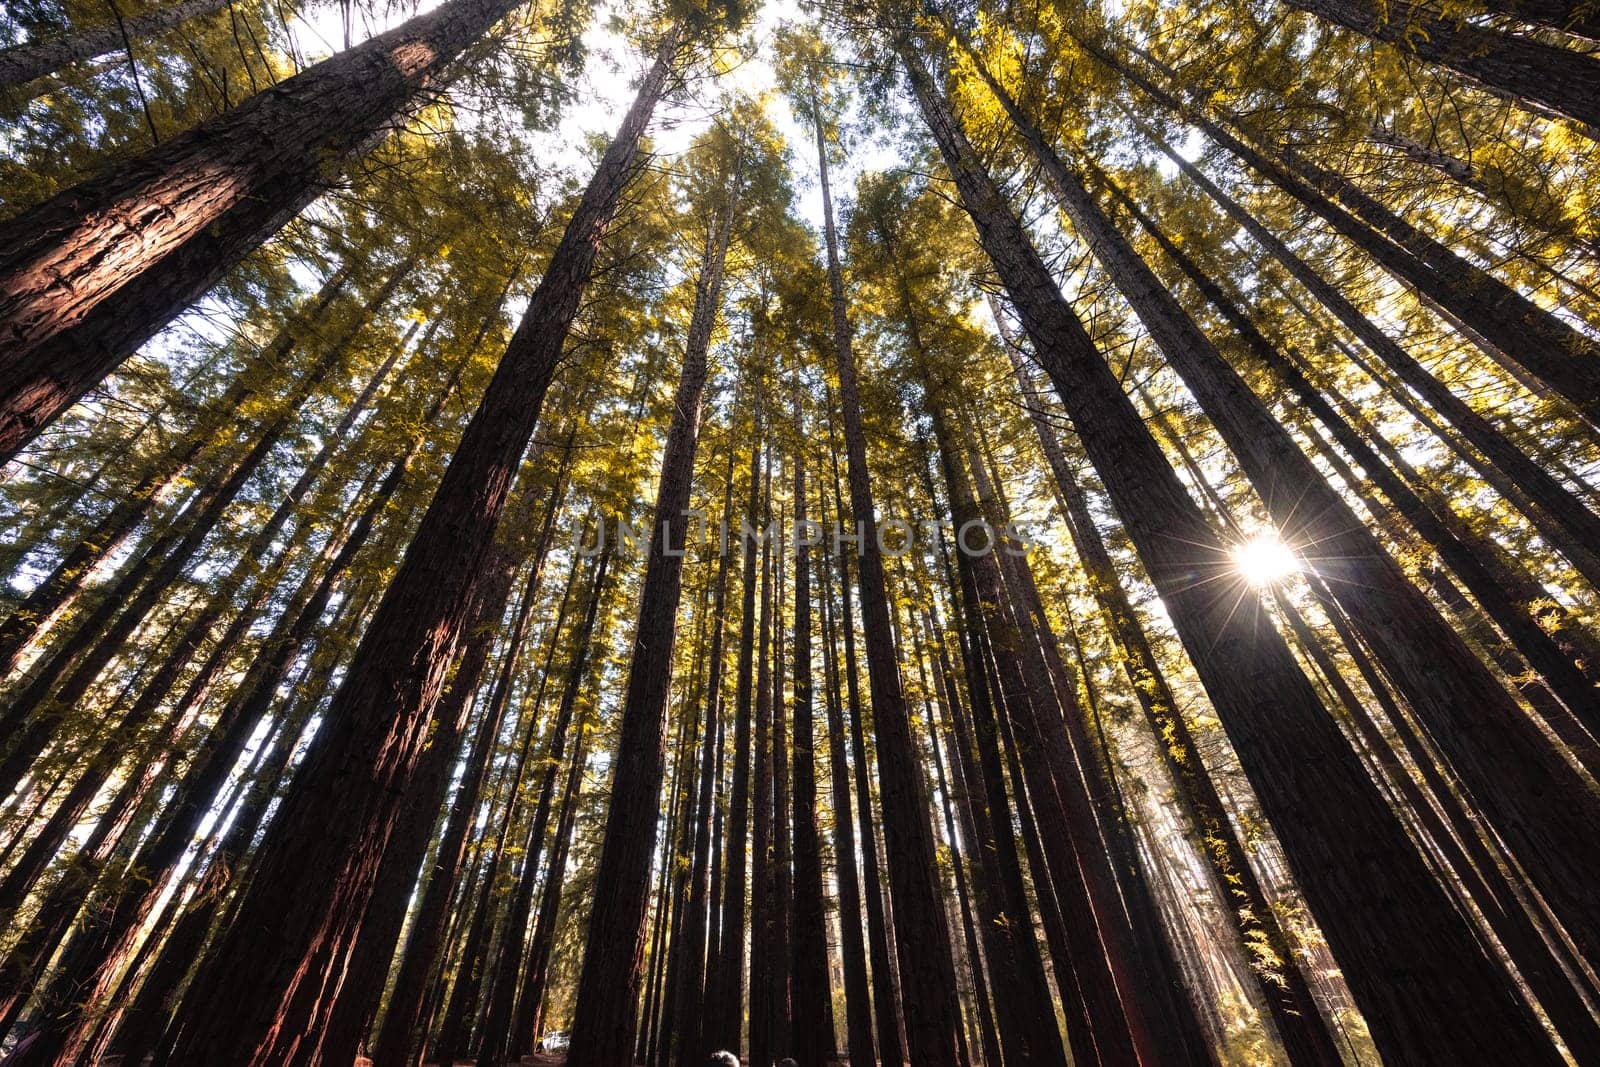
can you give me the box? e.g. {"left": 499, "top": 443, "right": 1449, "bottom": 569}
{"left": 2, "top": 0, "right": 1598, "bottom": 1063}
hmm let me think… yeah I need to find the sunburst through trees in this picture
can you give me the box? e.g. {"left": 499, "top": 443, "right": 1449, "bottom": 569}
{"left": 2, "top": 0, "right": 1599, "bottom": 1063}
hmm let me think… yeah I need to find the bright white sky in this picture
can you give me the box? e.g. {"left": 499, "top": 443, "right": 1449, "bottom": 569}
{"left": 292, "top": 0, "right": 902, "bottom": 231}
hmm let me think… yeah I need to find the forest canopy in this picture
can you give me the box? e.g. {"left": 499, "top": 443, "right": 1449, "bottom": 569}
{"left": 2, "top": 0, "right": 1599, "bottom": 1064}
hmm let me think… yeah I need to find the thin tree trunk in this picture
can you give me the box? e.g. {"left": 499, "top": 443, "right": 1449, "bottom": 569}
{"left": 750, "top": 459, "right": 777, "bottom": 1067}
{"left": 671, "top": 449, "right": 737, "bottom": 1067}
{"left": 790, "top": 380, "right": 834, "bottom": 1067}
{"left": 509, "top": 545, "right": 614, "bottom": 1059}
{"left": 818, "top": 540, "right": 878, "bottom": 1067}
{"left": 825, "top": 419, "right": 906, "bottom": 1067}
{"left": 708, "top": 405, "right": 763, "bottom": 1056}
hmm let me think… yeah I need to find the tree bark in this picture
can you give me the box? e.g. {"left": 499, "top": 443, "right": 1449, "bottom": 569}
{"left": 816, "top": 67, "right": 964, "bottom": 1063}
{"left": 0, "top": 0, "right": 232, "bottom": 91}
{"left": 0, "top": 0, "right": 526, "bottom": 461}
{"left": 564, "top": 171, "right": 731, "bottom": 1067}
{"left": 1287, "top": 0, "right": 1600, "bottom": 129}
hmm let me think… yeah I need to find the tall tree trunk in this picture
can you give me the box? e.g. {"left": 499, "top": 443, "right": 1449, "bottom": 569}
{"left": 564, "top": 177, "right": 732, "bottom": 1067}
{"left": 708, "top": 408, "right": 764, "bottom": 1056}
{"left": 927, "top": 394, "right": 1142, "bottom": 1066}
{"left": 897, "top": 33, "right": 1562, "bottom": 1064}
{"left": 0, "top": 0, "right": 540, "bottom": 461}
{"left": 825, "top": 419, "right": 907, "bottom": 1067}
{"left": 0, "top": 0, "right": 232, "bottom": 90}
{"left": 671, "top": 450, "right": 737, "bottom": 1067}
{"left": 818, "top": 540, "right": 878, "bottom": 1067}
{"left": 509, "top": 545, "right": 615, "bottom": 1059}
{"left": 771, "top": 496, "right": 794, "bottom": 1059}
{"left": 1286, "top": 0, "right": 1600, "bottom": 129}
{"left": 750, "top": 460, "right": 778, "bottom": 1067}
{"left": 918, "top": 504, "right": 1069, "bottom": 1067}
{"left": 156, "top": 36, "right": 679, "bottom": 1065}
{"left": 790, "top": 379, "right": 834, "bottom": 1067}
{"left": 969, "top": 43, "right": 1600, "bottom": 986}
{"left": 814, "top": 69, "right": 964, "bottom": 1065}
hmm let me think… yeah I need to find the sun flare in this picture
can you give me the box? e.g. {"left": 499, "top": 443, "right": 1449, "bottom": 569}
{"left": 1232, "top": 533, "right": 1300, "bottom": 588}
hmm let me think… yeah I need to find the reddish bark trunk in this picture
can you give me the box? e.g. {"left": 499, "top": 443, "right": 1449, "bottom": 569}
{"left": 0, "top": 0, "right": 527, "bottom": 460}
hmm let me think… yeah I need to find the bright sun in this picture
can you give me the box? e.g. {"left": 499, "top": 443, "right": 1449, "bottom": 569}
{"left": 1232, "top": 534, "right": 1300, "bottom": 588}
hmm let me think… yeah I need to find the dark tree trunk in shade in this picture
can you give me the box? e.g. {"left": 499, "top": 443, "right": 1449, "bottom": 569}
{"left": 708, "top": 415, "right": 765, "bottom": 1054}
{"left": 898, "top": 33, "right": 1561, "bottom": 1065}
{"left": 510, "top": 545, "right": 614, "bottom": 1058}
{"left": 157, "top": 38, "right": 677, "bottom": 1064}
{"left": 343, "top": 467, "right": 574, "bottom": 1067}
{"left": 789, "top": 381, "right": 835, "bottom": 1067}
{"left": 1287, "top": 0, "right": 1600, "bottom": 130}
{"left": 564, "top": 175, "right": 731, "bottom": 1067}
{"left": 824, "top": 423, "right": 906, "bottom": 1067}
{"left": 817, "top": 543, "right": 879, "bottom": 1067}
{"left": 969, "top": 44, "right": 1600, "bottom": 992}
{"left": 670, "top": 450, "right": 738, "bottom": 1066}
{"left": 912, "top": 476, "right": 1068, "bottom": 1067}
{"left": 815, "top": 74, "right": 963, "bottom": 1064}
{"left": 750, "top": 467, "right": 777, "bottom": 1067}
{"left": 908, "top": 629, "right": 1000, "bottom": 1067}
